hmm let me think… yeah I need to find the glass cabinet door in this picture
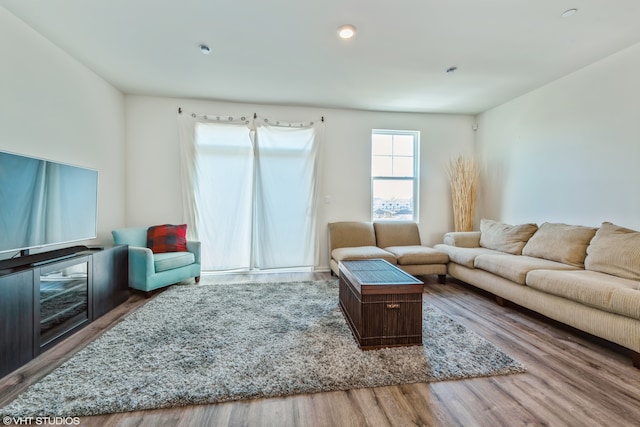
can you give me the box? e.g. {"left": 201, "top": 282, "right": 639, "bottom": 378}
{"left": 38, "top": 257, "right": 89, "bottom": 347}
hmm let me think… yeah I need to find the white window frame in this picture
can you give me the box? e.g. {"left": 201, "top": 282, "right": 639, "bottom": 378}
{"left": 371, "top": 129, "right": 420, "bottom": 222}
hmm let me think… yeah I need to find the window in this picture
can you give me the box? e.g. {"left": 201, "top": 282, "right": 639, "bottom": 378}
{"left": 371, "top": 129, "right": 419, "bottom": 221}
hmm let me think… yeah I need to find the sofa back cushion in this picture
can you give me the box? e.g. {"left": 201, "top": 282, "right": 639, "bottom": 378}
{"left": 585, "top": 222, "right": 640, "bottom": 281}
{"left": 522, "top": 222, "right": 597, "bottom": 267}
{"left": 373, "top": 221, "right": 421, "bottom": 248}
{"left": 328, "top": 221, "right": 376, "bottom": 252}
{"left": 479, "top": 218, "right": 538, "bottom": 255}
{"left": 112, "top": 227, "right": 148, "bottom": 247}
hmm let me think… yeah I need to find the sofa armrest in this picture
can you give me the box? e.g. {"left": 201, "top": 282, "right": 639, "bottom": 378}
{"left": 129, "top": 246, "right": 155, "bottom": 282}
{"left": 187, "top": 240, "right": 201, "bottom": 265}
{"left": 443, "top": 231, "right": 481, "bottom": 248}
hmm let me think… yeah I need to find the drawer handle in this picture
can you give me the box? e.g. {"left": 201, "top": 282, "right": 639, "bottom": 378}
{"left": 386, "top": 303, "right": 400, "bottom": 309}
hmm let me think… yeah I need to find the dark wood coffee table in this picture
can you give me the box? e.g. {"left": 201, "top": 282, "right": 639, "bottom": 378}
{"left": 338, "top": 259, "right": 424, "bottom": 350}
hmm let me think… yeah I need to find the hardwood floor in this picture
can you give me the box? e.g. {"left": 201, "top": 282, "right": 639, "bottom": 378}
{"left": 1, "top": 272, "right": 639, "bottom": 426}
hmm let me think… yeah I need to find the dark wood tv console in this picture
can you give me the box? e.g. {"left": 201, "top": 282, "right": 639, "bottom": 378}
{"left": 0, "top": 245, "right": 90, "bottom": 271}
{"left": 0, "top": 245, "right": 128, "bottom": 379}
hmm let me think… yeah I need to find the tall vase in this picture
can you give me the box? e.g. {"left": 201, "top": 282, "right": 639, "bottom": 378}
{"left": 447, "top": 155, "right": 480, "bottom": 232}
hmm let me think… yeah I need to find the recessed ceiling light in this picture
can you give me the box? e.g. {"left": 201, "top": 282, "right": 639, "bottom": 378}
{"left": 199, "top": 44, "right": 211, "bottom": 54}
{"left": 337, "top": 25, "right": 356, "bottom": 39}
{"left": 561, "top": 8, "right": 578, "bottom": 18}
{"left": 446, "top": 66, "right": 457, "bottom": 74}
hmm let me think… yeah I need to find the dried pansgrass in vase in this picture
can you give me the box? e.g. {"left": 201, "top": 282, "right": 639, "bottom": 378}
{"left": 447, "top": 155, "right": 480, "bottom": 232}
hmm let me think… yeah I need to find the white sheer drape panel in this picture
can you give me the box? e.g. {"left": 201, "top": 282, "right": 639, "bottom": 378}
{"left": 177, "top": 113, "right": 200, "bottom": 241}
{"left": 178, "top": 113, "right": 252, "bottom": 244}
{"left": 254, "top": 122, "right": 320, "bottom": 269}
{"left": 194, "top": 122, "right": 254, "bottom": 271}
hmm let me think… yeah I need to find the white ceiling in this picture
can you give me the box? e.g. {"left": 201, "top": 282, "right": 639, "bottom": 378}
{"left": 3, "top": 0, "right": 640, "bottom": 114}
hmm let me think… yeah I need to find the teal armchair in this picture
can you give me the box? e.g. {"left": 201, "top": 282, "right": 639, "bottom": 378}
{"left": 112, "top": 227, "right": 201, "bottom": 294}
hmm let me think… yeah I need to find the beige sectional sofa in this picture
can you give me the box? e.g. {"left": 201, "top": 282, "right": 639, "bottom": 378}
{"left": 328, "top": 221, "right": 449, "bottom": 282}
{"left": 434, "top": 219, "right": 640, "bottom": 367}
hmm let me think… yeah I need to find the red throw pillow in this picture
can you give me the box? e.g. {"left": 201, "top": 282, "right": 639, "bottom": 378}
{"left": 147, "top": 224, "right": 188, "bottom": 253}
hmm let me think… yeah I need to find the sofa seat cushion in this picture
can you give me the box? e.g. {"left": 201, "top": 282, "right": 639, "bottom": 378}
{"left": 585, "top": 222, "right": 640, "bottom": 281}
{"left": 526, "top": 270, "right": 640, "bottom": 320}
{"left": 153, "top": 251, "right": 196, "bottom": 273}
{"left": 331, "top": 246, "right": 397, "bottom": 264}
{"left": 522, "top": 222, "right": 596, "bottom": 267}
{"left": 433, "top": 244, "right": 505, "bottom": 268}
{"left": 384, "top": 245, "right": 449, "bottom": 266}
{"left": 474, "top": 254, "right": 579, "bottom": 285}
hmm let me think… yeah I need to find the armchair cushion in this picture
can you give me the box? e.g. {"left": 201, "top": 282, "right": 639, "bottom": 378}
{"left": 154, "top": 252, "right": 196, "bottom": 273}
{"left": 147, "top": 224, "right": 188, "bottom": 253}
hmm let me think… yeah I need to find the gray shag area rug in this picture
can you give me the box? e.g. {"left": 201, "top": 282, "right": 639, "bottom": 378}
{"left": 1, "top": 279, "right": 525, "bottom": 417}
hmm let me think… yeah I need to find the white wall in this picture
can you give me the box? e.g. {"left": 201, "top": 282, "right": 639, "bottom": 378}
{"left": 125, "top": 96, "right": 475, "bottom": 270}
{"left": 476, "top": 42, "right": 640, "bottom": 230}
{"left": 0, "top": 7, "right": 126, "bottom": 256}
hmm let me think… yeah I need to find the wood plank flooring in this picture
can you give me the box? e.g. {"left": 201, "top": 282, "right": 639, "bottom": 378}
{"left": 1, "top": 272, "right": 639, "bottom": 426}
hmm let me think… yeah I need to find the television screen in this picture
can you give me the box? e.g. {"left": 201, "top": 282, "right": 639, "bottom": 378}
{"left": 0, "top": 151, "right": 98, "bottom": 254}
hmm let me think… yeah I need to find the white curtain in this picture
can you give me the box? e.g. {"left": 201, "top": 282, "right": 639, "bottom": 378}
{"left": 195, "top": 122, "right": 254, "bottom": 270}
{"left": 254, "top": 119, "right": 321, "bottom": 269}
{"left": 178, "top": 113, "right": 254, "bottom": 270}
{"left": 177, "top": 111, "right": 322, "bottom": 271}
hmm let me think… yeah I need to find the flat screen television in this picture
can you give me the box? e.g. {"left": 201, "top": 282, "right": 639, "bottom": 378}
{"left": 0, "top": 150, "right": 98, "bottom": 256}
